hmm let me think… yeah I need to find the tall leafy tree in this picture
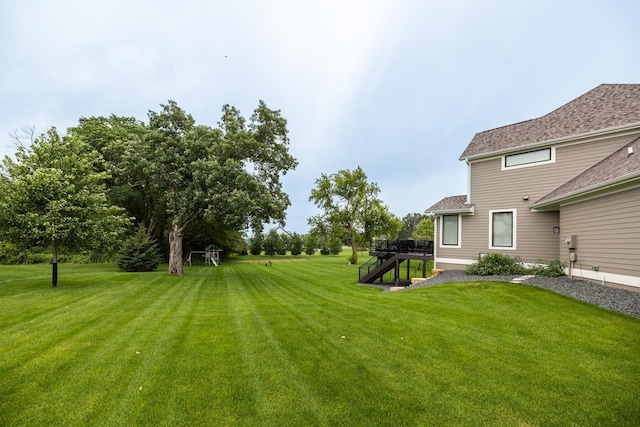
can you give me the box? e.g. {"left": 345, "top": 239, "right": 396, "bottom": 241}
{"left": 361, "top": 202, "right": 401, "bottom": 248}
{"left": 67, "top": 100, "right": 296, "bottom": 274}
{"left": 398, "top": 213, "right": 428, "bottom": 239}
{"left": 69, "top": 115, "right": 161, "bottom": 238}
{"left": 415, "top": 217, "right": 434, "bottom": 241}
{"left": 308, "top": 166, "right": 396, "bottom": 263}
{"left": 145, "top": 100, "right": 297, "bottom": 274}
{"left": 0, "top": 128, "right": 131, "bottom": 286}
{"left": 0, "top": 99, "right": 295, "bottom": 275}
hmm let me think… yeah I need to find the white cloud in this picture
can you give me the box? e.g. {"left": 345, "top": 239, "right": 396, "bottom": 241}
{"left": 2, "top": 0, "right": 639, "bottom": 233}
{"left": 251, "top": 0, "right": 416, "bottom": 159}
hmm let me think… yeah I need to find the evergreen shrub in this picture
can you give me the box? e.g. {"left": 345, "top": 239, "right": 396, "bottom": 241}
{"left": 117, "top": 229, "right": 162, "bottom": 272}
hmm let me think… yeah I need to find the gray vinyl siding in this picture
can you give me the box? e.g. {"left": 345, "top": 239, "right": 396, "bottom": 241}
{"left": 560, "top": 187, "right": 640, "bottom": 278}
{"left": 460, "top": 135, "right": 634, "bottom": 264}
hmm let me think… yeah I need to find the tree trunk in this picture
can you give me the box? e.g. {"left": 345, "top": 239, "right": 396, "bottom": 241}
{"left": 51, "top": 240, "right": 58, "bottom": 287}
{"left": 349, "top": 224, "right": 358, "bottom": 264}
{"left": 168, "top": 224, "right": 184, "bottom": 275}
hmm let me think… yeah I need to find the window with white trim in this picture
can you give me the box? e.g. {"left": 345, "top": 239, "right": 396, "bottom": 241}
{"left": 503, "top": 147, "right": 554, "bottom": 169}
{"left": 489, "top": 209, "right": 516, "bottom": 250}
{"left": 441, "top": 214, "right": 460, "bottom": 247}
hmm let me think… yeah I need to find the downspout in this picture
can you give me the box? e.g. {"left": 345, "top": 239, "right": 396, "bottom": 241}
{"left": 433, "top": 216, "right": 438, "bottom": 269}
{"left": 466, "top": 159, "right": 471, "bottom": 205}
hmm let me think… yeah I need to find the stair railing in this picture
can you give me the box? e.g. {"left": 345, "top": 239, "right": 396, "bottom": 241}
{"left": 358, "top": 256, "right": 382, "bottom": 281}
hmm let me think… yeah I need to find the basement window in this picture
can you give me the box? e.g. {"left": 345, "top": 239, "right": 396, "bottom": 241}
{"left": 503, "top": 147, "right": 554, "bottom": 169}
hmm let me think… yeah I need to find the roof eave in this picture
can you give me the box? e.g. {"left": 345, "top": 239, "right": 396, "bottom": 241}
{"left": 426, "top": 206, "right": 475, "bottom": 216}
{"left": 460, "top": 121, "right": 640, "bottom": 162}
{"left": 531, "top": 172, "right": 640, "bottom": 210}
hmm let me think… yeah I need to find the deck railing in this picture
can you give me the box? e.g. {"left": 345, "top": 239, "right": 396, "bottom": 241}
{"left": 370, "top": 239, "right": 433, "bottom": 255}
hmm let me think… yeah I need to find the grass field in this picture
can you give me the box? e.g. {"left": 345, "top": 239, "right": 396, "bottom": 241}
{"left": 1, "top": 253, "right": 640, "bottom": 426}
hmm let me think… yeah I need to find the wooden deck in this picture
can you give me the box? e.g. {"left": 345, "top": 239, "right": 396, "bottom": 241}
{"left": 358, "top": 239, "right": 434, "bottom": 284}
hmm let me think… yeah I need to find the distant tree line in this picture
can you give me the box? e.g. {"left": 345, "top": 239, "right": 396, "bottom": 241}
{"left": 248, "top": 229, "right": 345, "bottom": 257}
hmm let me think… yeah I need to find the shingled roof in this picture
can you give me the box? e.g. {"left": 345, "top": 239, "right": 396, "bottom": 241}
{"left": 425, "top": 195, "right": 474, "bottom": 214}
{"left": 460, "top": 84, "right": 640, "bottom": 160}
{"left": 532, "top": 136, "right": 640, "bottom": 209}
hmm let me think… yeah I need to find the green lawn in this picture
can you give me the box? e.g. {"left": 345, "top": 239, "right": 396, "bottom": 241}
{"left": 1, "top": 254, "right": 639, "bottom": 426}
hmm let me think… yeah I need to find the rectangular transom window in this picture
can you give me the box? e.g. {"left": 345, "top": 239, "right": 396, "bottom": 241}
{"left": 504, "top": 148, "right": 553, "bottom": 169}
{"left": 441, "top": 215, "right": 460, "bottom": 247}
{"left": 490, "top": 210, "right": 516, "bottom": 250}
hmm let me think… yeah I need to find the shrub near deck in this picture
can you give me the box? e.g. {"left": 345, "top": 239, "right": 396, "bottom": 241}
{"left": 0, "top": 259, "right": 639, "bottom": 426}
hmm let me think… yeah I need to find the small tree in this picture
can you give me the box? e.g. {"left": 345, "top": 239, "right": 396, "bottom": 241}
{"left": 249, "top": 232, "right": 263, "bottom": 255}
{"left": 328, "top": 238, "right": 343, "bottom": 256}
{"left": 263, "top": 229, "right": 281, "bottom": 256}
{"left": 0, "top": 128, "right": 131, "bottom": 286}
{"left": 278, "top": 233, "right": 290, "bottom": 255}
{"left": 117, "top": 227, "right": 162, "bottom": 272}
{"left": 289, "top": 232, "right": 303, "bottom": 256}
{"left": 303, "top": 233, "right": 317, "bottom": 255}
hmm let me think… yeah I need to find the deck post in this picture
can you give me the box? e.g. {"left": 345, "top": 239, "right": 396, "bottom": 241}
{"left": 395, "top": 258, "right": 400, "bottom": 283}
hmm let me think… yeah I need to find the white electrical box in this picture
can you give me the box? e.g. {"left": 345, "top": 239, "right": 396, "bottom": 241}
{"left": 569, "top": 252, "right": 577, "bottom": 262}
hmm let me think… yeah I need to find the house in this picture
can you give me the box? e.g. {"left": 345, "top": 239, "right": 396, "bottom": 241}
{"left": 426, "top": 84, "right": 640, "bottom": 288}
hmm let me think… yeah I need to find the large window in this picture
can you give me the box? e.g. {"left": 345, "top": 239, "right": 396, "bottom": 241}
{"left": 441, "top": 215, "right": 460, "bottom": 247}
{"left": 490, "top": 210, "right": 516, "bottom": 249}
{"left": 503, "top": 147, "right": 553, "bottom": 169}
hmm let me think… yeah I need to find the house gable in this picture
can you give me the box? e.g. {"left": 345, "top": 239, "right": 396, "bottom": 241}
{"left": 428, "top": 84, "right": 640, "bottom": 287}
{"left": 460, "top": 84, "right": 640, "bottom": 161}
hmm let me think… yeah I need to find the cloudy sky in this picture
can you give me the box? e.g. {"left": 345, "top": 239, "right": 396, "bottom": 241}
{"left": 1, "top": 0, "right": 638, "bottom": 233}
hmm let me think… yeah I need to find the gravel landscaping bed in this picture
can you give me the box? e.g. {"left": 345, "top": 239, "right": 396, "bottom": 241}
{"left": 394, "top": 270, "right": 640, "bottom": 319}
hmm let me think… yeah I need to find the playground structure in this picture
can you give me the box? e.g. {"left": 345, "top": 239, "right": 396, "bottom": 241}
{"left": 186, "top": 244, "right": 222, "bottom": 266}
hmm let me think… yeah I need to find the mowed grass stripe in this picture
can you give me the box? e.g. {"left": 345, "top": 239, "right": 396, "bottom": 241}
{"left": 1, "top": 258, "right": 640, "bottom": 426}
{"left": 223, "top": 263, "right": 331, "bottom": 425}
{"left": 220, "top": 262, "right": 443, "bottom": 425}
{"left": 0, "top": 273, "right": 170, "bottom": 362}
{"left": 222, "top": 261, "right": 640, "bottom": 424}
{"left": 98, "top": 274, "right": 211, "bottom": 426}
{"left": 0, "top": 271, "right": 172, "bottom": 373}
{"left": 1, "top": 271, "right": 204, "bottom": 425}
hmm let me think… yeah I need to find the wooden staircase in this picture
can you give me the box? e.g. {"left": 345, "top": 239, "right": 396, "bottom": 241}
{"left": 358, "top": 239, "right": 434, "bottom": 284}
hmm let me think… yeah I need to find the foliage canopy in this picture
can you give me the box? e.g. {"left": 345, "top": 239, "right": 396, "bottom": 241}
{"left": 308, "top": 166, "right": 398, "bottom": 263}
{"left": 69, "top": 100, "right": 298, "bottom": 274}
{"left": 0, "top": 128, "right": 131, "bottom": 285}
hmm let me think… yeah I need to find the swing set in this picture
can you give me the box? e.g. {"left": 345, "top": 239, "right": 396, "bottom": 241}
{"left": 186, "top": 244, "right": 222, "bottom": 266}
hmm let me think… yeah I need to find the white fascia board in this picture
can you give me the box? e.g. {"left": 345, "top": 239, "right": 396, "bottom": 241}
{"left": 460, "top": 123, "right": 640, "bottom": 163}
{"left": 426, "top": 206, "right": 474, "bottom": 216}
